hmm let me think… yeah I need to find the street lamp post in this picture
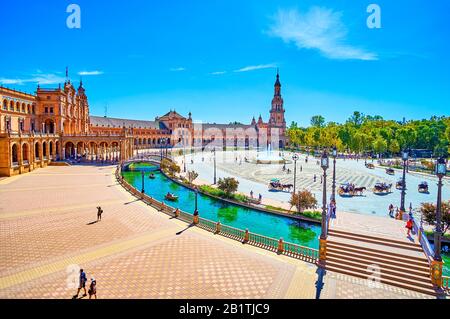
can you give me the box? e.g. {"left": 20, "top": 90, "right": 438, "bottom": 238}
{"left": 212, "top": 147, "right": 217, "bottom": 184}
{"left": 431, "top": 157, "right": 446, "bottom": 288}
{"left": 194, "top": 187, "right": 199, "bottom": 215}
{"left": 193, "top": 186, "right": 199, "bottom": 224}
{"left": 319, "top": 150, "right": 329, "bottom": 264}
{"left": 320, "top": 151, "right": 329, "bottom": 239}
{"left": 183, "top": 142, "right": 186, "bottom": 173}
{"left": 292, "top": 153, "right": 299, "bottom": 195}
{"left": 331, "top": 146, "right": 337, "bottom": 202}
{"left": 141, "top": 170, "right": 145, "bottom": 193}
{"left": 400, "top": 150, "right": 409, "bottom": 213}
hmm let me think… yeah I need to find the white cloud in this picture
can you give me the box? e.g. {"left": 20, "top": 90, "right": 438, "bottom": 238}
{"left": 269, "top": 7, "right": 377, "bottom": 61}
{"left": 234, "top": 63, "right": 277, "bottom": 73}
{"left": 78, "top": 70, "right": 104, "bottom": 76}
{"left": 0, "top": 73, "right": 66, "bottom": 85}
{"left": 210, "top": 71, "right": 227, "bottom": 75}
{"left": 170, "top": 67, "right": 186, "bottom": 72}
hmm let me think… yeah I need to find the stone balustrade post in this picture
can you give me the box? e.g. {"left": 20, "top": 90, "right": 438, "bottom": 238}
{"left": 243, "top": 229, "right": 249, "bottom": 243}
{"left": 215, "top": 222, "right": 221, "bottom": 234}
{"left": 278, "top": 238, "right": 284, "bottom": 254}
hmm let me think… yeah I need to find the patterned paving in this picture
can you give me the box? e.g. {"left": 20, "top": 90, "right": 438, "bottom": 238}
{"left": 0, "top": 165, "right": 434, "bottom": 299}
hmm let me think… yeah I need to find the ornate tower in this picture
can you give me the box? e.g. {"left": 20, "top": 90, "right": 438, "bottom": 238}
{"left": 268, "top": 70, "right": 286, "bottom": 147}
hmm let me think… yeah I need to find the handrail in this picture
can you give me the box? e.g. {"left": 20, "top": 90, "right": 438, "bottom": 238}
{"left": 411, "top": 215, "right": 435, "bottom": 265}
{"left": 115, "top": 164, "right": 319, "bottom": 263}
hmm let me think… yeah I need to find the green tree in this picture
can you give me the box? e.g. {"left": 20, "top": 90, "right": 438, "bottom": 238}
{"left": 372, "top": 136, "right": 387, "bottom": 156}
{"left": 311, "top": 115, "right": 325, "bottom": 128}
{"left": 187, "top": 170, "right": 199, "bottom": 184}
{"left": 347, "top": 111, "right": 365, "bottom": 127}
{"left": 420, "top": 201, "right": 450, "bottom": 233}
{"left": 389, "top": 140, "right": 400, "bottom": 155}
{"left": 217, "top": 177, "right": 239, "bottom": 196}
{"left": 289, "top": 189, "right": 318, "bottom": 213}
{"left": 160, "top": 158, "right": 180, "bottom": 176}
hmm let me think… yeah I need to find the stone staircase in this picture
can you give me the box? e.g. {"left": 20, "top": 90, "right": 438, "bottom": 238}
{"left": 325, "top": 228, "right": 438, "bottom": 296}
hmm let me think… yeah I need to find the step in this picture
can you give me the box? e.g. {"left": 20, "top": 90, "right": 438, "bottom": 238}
{"left": 324, "top": 263, "right": 438, "bottom": 297}
{"left": 328, "top": 232, "right": 423, "bottom": 252}
{"left": 327, "top": 240, "right": 428, "bottom": 263}
{"left": 325, "top": 260, "right": 432, "bottom": 290}
{"left": 327, "top": 255, "right": 430, "bottom": 281}
{"left": 329, "top": 228, "right": 421, "bottom": 247}
{"left": 327, "top": 244, "right": 429, "bottom": 272}
{"left": 327, "top": 248, "right": 430, "bottom": 274}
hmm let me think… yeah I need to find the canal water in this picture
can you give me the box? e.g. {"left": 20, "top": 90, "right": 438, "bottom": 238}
{"left": 122, "top": 163, "right": 449, "bottom": 276}
{"left": 122, "top": 163, "right": 321, "bottom": 249}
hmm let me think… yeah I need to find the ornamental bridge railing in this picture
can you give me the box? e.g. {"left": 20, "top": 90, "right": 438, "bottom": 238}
{"left": 115, "top": 165, "right": 319, "bottom": 264}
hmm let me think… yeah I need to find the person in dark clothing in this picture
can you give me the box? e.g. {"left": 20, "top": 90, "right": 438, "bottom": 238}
{"left": 73, "top": 269, "right": 87, "bottom": 299}
{"left": 88, "top": 277, "right": 97, "bottom": 299}
{"left": 97, "top": 206, "right": 103, "bottom": 221}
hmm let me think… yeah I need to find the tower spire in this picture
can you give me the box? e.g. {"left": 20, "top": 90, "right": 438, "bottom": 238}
{"left": 274, "top": 69, "right": 281, "bottom": 96}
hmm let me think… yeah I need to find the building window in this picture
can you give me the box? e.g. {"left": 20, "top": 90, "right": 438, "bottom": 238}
{"left": 47, "top": 96, "right": 51, "bottom": 100}
{"left": 5, "top": 117, "right": 11, "bottom": 131}
{"left": 2, "top": 100, "right": 7, "bottom": 110}
{"left": 50, "top": 107, "right": 54, "bottom": 114}
{"left": 45, "top": 107, "right": 48, "bottom": 113}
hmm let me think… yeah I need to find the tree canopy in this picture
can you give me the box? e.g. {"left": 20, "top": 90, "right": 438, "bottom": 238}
{"left": 287, "top": 113, "right": 450, "bottom": 157}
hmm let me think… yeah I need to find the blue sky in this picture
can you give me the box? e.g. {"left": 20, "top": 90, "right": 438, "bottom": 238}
{"left": 0, "top": 0, "right": 449, "bottom": 126}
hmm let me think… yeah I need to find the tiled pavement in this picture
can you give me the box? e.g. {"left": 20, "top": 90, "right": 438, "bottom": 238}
{"left": 0, "top": 165, "right": 432, "bottom": 299}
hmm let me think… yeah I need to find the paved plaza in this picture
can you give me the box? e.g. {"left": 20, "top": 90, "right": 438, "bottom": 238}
{"left": 0, "top": 165, "right": 432, "bottom": 299}
{"left": 180, "top": 150, "right": 450, "bottom": 217}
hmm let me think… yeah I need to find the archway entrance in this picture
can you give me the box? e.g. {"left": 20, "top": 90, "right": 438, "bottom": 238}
{"left": 35, "top": 142, "right": 40, "bottom": 160}
{"left": 11, "top": 144, "right": 18, "bottom": 165}
{"left": 65, "top": 142, "right": 75, "bottom": 159}
{"left": 22, "top": 143, "right": 29, "bottom": 164}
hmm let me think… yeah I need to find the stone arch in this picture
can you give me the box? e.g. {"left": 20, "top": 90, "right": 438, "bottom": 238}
{"left": 21, "top": 103, "right": 26, "bottom": 113}
{"left": 15, "top": 101, "right": 20, "bottom": 112}
{"left": 9, "top": 100, "right": 14, "bottom": 111}
{"left": 42, "top": 141, "right": 48, "bottom": 158}
{"left": 2, "top": 99, "right": 7, "bottom": 110}
{"left": 64, "top": 141, "right": 75, "bottom": 158}
{"left": 55, "top": 141, "right": 60, "bottom": 159}
{"left": 34, "top": 141, "right": 41, "bottom": 160}
{"left": 22, "top": 143, "right": 30, "bottom": 163}
{"left": 11, "top": 143, "right": 19, "bottom": 164}
{"left": 49, "top": 141, "right": 54, "bottom": 157}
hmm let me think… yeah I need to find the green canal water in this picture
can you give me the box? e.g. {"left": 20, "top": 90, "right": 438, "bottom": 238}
{"left": 122, "top": 163, "right": 450, "bottom": 276}
{"left": 122, "top": 163, "right": 321, "bottom": 249}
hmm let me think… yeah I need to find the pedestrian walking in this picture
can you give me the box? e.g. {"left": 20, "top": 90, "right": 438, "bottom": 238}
{"left": 97, "top": 206, "right": 103, "bottom": 221}
{"left": 330, "top": 199, "right": 337, "bottom": 218}
{"left": 73, "top": 269, "right": 87, "bottom": 299}
{"left": 314, "top": 174, "right": 316, "bottom": 182}
{"left": 88, "top": 277, "right": 97, "bottom": 299}
{"left": 258, "top": 193, "right": 262, "bottom": 203}
{"left": 250, "top": 190, "right": 254, "bottom": 198}
{"left": 406, "top": 218, "right": 414, "bottom": 237}
{"left": 388, "top": 204, "right": 394, "bottom": 217}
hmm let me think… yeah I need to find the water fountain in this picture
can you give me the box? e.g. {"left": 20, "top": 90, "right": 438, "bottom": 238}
{"left": 252, "top": 144, "right": 290, "bottom": 164}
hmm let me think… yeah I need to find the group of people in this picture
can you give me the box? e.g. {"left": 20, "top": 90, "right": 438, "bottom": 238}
{"left": 388, "top": 203, "right": 416, "bottom": 237}
{"left": 73, "top": 268, "right": 97, "bottom": 299}
{"left": 249, "top": 190, "right": 263, "bottom": 202}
